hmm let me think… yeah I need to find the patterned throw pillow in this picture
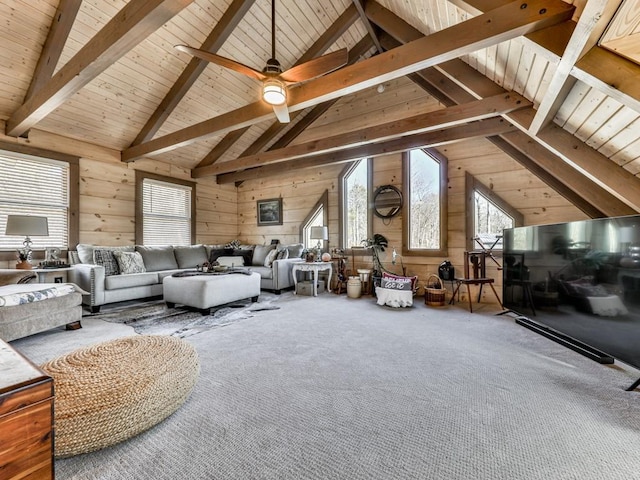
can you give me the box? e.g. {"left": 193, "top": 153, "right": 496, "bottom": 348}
{"left": 113, "top": 251, "right": 146, "bottom": 274}
{"left": 93, "top": 249, "right": 120, "bottom": 276}
{"left": 382, "top": 272, "right": 417, "bottom": 291}
{"left": 264, "top": 248, "right": 279, "bottom": 267}
{"left": 275, "top": 248, "right": 289, "bottom": 261}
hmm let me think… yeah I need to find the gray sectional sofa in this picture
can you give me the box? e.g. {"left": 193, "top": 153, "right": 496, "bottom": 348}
{"left": 68, "top": 243, "right": 304, "bottom": 312}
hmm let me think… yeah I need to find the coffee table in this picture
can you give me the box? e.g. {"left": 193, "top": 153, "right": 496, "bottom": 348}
{"left": 163, "top": 271, "right": 261, "bottom": 314}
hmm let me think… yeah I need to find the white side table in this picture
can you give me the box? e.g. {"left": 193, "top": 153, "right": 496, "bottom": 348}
{"left": 31, "top": 267, "right": 73, "bottom": 284}
{"left": 292, "top": 262, "right": 333, "bottom": 296}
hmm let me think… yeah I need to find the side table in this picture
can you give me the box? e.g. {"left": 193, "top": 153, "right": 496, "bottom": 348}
{"left": 31, "top": 266, "right": 73, "bottom": 283}
{"left": 292, "top": 262, "right": 333, "bottom": 296}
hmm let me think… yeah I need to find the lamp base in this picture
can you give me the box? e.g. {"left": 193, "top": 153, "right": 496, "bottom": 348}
{"left": 16, "top": 260, "right": 33, "bottom": 270}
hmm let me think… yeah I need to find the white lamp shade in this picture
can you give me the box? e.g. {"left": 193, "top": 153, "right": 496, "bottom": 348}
{"left": 5, "top": 215, "right": 49, "bottom": 236}
{"left": 310, "top": 226, "right": 329, "bottom": 241}
{"left": 262, "top": 79, "right": 287, "bottom": 105}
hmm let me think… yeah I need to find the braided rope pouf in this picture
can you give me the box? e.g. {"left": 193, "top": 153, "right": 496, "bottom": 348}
{"left": 40, "top": 335, "right": 200, "bottom": 458}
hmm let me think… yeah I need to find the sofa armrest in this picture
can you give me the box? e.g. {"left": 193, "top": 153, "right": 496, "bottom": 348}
{"left": 271, "top": 258, "right": 305, "bottom": 290}
{"left": 68, "top": 264, "right": 105, "bottom": 307}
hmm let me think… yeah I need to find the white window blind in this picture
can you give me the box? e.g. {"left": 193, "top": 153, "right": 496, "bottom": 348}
{"left": 0, "top": 152, "right": 69, "bottom": 250}
{"left": 142, "top": 178, "right": 192, "bottom": 246}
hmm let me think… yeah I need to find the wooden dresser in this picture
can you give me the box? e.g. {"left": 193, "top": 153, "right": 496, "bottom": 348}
{"left": 0, "top": 340, "right": 54, "bottom": 480}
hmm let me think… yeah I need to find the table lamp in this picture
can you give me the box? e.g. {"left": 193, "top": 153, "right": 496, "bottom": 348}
{"left": 5, "top": 215, "right": 49, "bottom": 269}
{"left": 310, "top": 226, "right": 329, "bottom": 260}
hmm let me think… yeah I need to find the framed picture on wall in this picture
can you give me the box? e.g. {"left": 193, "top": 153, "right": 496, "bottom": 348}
{"left": 257, "top": 198, "right": 283, "bottom": 226}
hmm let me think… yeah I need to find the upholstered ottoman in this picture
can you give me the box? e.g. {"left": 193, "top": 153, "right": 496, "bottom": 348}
{"left": 40, "top": 335, "right": 199, "bottom": 458}
{"left": 163, "top": 271, "right": 261, "bottom": 314}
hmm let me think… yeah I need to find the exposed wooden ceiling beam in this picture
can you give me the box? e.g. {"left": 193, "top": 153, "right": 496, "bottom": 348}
{"left": 204, "top": 5, "right": 363, "bottom": 165}
{"left": 6, "top": 0, "right": 194, "bottom": 138}
{"left": 239, "top": 36, "right": 374, "bottom": 157}
{"left": 25, "top": 0, "right": 82, "bottom": 101}
{"left": 132, "top": 0, "right": 255, "bottom": 146}
{"left": 195, "top": 127, "right": 251, "bottom": 168}
{"left": 529, "top": 0, "right": 622, "bottom": 134}
{"left": 193, "top": 92, "right": 530, "bottom": 178}
{"left": 351, "top": 0, "right": 384, "bottom": 53}
{"left": 217, "top": 118, "right": 516, "bottom": 184}
{"left": 448, "top": 0, "right": 640, "bottom": 111}
{"left": 369, "top": 1, "right": 637, "bottom": 217}
{"left": 122, "top": 0, "right": 574, "bottom": 162}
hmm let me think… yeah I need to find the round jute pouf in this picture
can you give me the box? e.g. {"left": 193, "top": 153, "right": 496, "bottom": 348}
{"left": 40, "top": 335, "right": 200, "bottom": 458}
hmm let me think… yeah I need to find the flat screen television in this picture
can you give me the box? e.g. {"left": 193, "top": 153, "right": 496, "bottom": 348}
{"left": 503, "top": 215, "right": 640, "bottom": 375}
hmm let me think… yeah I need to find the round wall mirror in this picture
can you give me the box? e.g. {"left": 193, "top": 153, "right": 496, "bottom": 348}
{"left": 372, "top": 185, "right": 403, "bottom": 219}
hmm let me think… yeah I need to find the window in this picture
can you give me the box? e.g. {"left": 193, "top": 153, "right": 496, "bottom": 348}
{"left": 0, "top": 151, "right": 70, "bottom": 251}
{"left": 340, "top": 159, "right": 372, "bottom": 248}
{"left": 465, "top": 173, "right": 522, "bottom": 251}
{"left": 136, "top": 173, "right": 195, "bottom": 246}
{"left": 303, "top": 206, "right": 325, "bottom": 249}
{"left": 403, "top": 148, "right": 447, "bottom": 255}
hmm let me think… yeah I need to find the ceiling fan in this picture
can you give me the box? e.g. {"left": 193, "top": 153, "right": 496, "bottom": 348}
{"left": 175, "top": 0, "right": 348, "bottom": 123}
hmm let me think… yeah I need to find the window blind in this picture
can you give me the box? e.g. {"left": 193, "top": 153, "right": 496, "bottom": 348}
{"left": 142, "top": 178, "right": 192, "bottom": 246}
{"left": 0, "top": 152, "right": 69, "bottom": 250}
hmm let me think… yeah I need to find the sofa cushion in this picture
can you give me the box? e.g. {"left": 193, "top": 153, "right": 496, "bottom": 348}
{"left": 105, "top": 272, "right": 159, "bottom": 290}
{"left": 76, "top": 244, "right": 134, "bottom": 264}
{"left": 136, "top": 246, "right": 178, "bottom": 272}
{"left": 217, "top": 256, "right": 246, "bottom": 267}
{"left": 113, "top": 251, "right": 146, "bottom": 274}
{"left": 247, "top": 266, "right": 273, "bottom": 280}
{"left": 284, "top": 243, "right": 304, "bottom": 258}
{"left": 209, "top": 248, "right": 233, "bottom": 264}
{"left": 233, "top": 248, "right": 253, "bottom": 266}
{"left": 252, "top": 244, "right": 276, "bottom": 266}
{"left": 174, "top": 245, "right": 207, "bottom": 268}
{"left": 93, "top": 249, "right": 120, "bottom": 276}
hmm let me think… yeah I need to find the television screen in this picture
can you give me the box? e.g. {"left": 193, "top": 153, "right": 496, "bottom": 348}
{"left": 503, "top": 215, "right": 640, "bottom": 370}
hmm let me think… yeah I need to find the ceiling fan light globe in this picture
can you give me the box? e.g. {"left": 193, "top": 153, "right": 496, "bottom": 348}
{"left": 262, "top": 79, "right": 287, "bottom": 106}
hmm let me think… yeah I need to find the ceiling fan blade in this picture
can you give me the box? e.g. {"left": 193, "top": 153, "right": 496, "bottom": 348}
{"left": 175, "top": 45, "right": 266, "bottom": 81}
{"left": 279, "top": 48, "right": 348, "bottom": 84}
{"left": 272, "top": 104, "right": 290, "bottom": 123}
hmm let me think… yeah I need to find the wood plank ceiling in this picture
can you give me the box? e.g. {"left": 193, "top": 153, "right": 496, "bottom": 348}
{"left": 1, "top": 0, "right": 639, "bottom": 215}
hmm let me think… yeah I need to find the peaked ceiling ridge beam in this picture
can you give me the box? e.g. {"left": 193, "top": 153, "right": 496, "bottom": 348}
{"left": 369, "top": 1, "right": 635, "bottom": 217}
{"left": 352, "top": 0, "right": 384, "bottom": 53}
{"left": 199, "top": 4, "right": 361, "bottom": 168}
{"left": 132, "top": 0, "right": 255, "bottom": 146}
{"left": 193, "top": 92, "right": 531, "bottom": 178}
{"left": 529, "top": 0, "right": 623, "bottom": 134}
{"left": 25, "top": 0, "right": 82, "bottom": 101}
{"left": 6, "top": 0, "right": 195, "bottom": 138}
{"left": 216, "top": 118, "right": 516, "bottom": 184}
{"left": 121, "top": 0, "right": 574, "bottom": 162}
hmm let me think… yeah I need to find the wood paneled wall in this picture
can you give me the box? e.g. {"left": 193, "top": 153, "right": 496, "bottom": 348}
{"left": 0, "top": 121, "right": 237, "bottom": 267}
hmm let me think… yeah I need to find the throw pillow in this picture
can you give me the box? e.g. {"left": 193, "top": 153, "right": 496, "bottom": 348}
{"left": 225, "top": 239, "right": 241, "bottom": 249}
{"left": 174, "top": 245, "right": 208, "bottom": 269}
{"left": 276, "top": 248, "right": 289, "bottom": 261}
{"left": 284, "top": 243, "right": 304, "bottom": 258}
{"left": 216, "top": 256, "right": 245, "bottom": 267}
{"left": 382, "top": 272, "right": 418, "bottom": 291}
{"left": 252, "top": 244, "right": 276, "bottom": 266}
{"left": 93, "top": 249, "right": 120, "bottom": 276}
{"left": 264, "top": 248, "right": 279, "bottom": 267}
{"left": 113, "top": 251, "right": 146, "bottom": 274}
{"left": 209, "top": 248, "right": 233, "bottom": 264}
{"left": 135, "top": 246, "right": 178, "bottom": 272}
{"left": 233, "top": 248, "right": 254, "bottom": 266}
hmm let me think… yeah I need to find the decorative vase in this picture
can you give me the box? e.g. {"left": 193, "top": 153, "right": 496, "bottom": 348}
{"left": 347, "top": 276, "right": 362, "bottom": 298}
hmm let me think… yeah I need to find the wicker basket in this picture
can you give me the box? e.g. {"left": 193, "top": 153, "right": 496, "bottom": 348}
{"left": 425, "top": 274, "right": 446, "bottom": 307}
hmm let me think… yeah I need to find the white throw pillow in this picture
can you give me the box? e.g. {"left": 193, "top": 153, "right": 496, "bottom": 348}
{"left": 216, "top": 256, "right": 245, "bottom": 267}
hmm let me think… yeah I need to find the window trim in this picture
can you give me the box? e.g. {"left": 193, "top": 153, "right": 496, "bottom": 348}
{"left": 299, "top": 189, "right": 329, "bottom": 250}
{"left": 0, "top": 142, "right": 79, "bottom": 262}
{"left": 465, "top": 172, "right": 523, "bottom": 252}
{"left": 135, "top": 171, "right": 196, "bottom": 245}
{"left": 402, "top": 148, "right": 448, "bottom": 257}
{"left": 338, "top": 158, "right": 373, "bottom": 250}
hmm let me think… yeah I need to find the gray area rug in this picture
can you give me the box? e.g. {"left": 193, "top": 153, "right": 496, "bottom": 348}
{"left": 11, "top": 293, "right": 640, "bottom": 480}
{"left": 85, "top": 294, "right": 280, "bottom": 338}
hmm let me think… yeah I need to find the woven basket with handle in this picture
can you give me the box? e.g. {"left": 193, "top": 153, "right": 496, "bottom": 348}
{"left": 425, "top": 274, "right": 446, "bottom": 307}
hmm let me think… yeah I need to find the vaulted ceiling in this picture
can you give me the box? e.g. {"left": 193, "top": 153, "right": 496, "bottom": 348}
{"left": 1, "top": 0, "right": 640, "bottom": 217}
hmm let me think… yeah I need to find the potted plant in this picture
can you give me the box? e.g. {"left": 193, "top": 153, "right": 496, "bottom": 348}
{"left": 362, "top": 234, "right": 389, "bottom": 291}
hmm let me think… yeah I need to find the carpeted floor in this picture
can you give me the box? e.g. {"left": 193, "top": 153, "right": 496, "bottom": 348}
{"left": 11, "top": 293, "right": 640, "bottom": 480}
